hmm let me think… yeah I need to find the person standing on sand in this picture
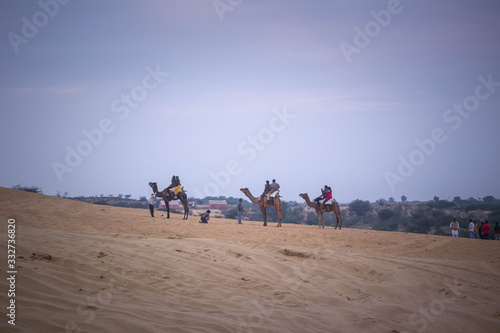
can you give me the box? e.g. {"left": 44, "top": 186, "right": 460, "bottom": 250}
{"left": 149, "top": 193, "right": 156, "bottom": 217}
{"left": 468, "top": 219, "right": 475, "bottom": 239}
{"left": 479, "top": 222, "right": 484, "bottom": 239}
{"left": 450, "top": 218, "right": 459, "bottom": 237}
{"left": 237, "top": 198, "right": 244, "bottom": 224}
{"left": 483, "top": 220, "right": 490, "bottom": 240}
{"left": 494, "top": 222, "right": 500, "bottom": 241}
{"left": 474, "top": 221, "right": 479, "bottom": 239}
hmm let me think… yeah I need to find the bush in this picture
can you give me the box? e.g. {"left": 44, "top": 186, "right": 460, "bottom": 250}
{"left": 412, "top": 208, "right": 426, "bottom": 219}
{"left": 283, "top": 205, "right": 305, "bottom": 224}
{"left": 488, "top": 210, "right": 500, "bottom": 222}
{"left": 349, "top": 199, "right": 372, "bottom": 216}
{"left": 465, "top": 203, "right": 500, "bottom": 212}
{"left": 378, "top": 209, "right": 394, "bottom": 221}
{"left": 373, "top": 219, "right": 399, "bottom": 231}
{"left": 482, "top": 195, "right": 496, "bottom": 203}
{"left": 306, "top": 212, "right": 318, "bottom": 225}
{"left": 224, "top": 208, "right": 238, "bottom": 219}
{"left": 430, "top": 209, "right": 447, "bottom": 218}
{"left": 12, "top": 184, "right": 42, "bottom": 194}
{"left": 245, "top": 204, "right": 264, "bottom": 222}
{"left": 407, "top": 219, "right": 431, "bottom": 234}
{"left": 426, "top": 200, "right": 456, "bottom": 209}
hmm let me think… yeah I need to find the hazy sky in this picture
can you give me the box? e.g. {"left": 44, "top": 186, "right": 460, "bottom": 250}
{"left": 1, "top": 0, "right": 499, "bottom": 203}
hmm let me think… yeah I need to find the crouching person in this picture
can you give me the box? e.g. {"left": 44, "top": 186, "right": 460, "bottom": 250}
{"left": 199, "top": 210, "right": 211, "bottom": 223}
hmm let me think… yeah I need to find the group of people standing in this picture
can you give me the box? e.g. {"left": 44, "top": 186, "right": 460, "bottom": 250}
{"left": 450, "top": 218, "right": 500, "bottom": 240}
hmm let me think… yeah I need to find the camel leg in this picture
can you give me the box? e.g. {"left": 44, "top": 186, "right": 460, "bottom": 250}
{"left": 260, "top": 205, "right": 267, "bottom": 226}
{"left": 276, "top": 206, "right": 282, "bottom": 227}
{"left": 181, "top": 195, "right": 189, "bottom": 220}
{"left": 275, "top": 201, "right": 282, "bottom": 227}
{"left": 315, "top": 209, "right": 321, "bottom": 228}
{"left": 334, "top": 206, "right": 342, "bottom": 229}
{"left": 165, "top": 198, "right": 170, "bottom": 219}
{"left": 333, "top": 210, "right": 342, "bottom": 229}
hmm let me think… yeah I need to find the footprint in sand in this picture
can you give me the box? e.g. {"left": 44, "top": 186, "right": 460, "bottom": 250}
{"left": 30, "top": 253, "right": 55, "bottom": 262}
{"left": 358, "top": 269, "right": 385, "bottom": 284}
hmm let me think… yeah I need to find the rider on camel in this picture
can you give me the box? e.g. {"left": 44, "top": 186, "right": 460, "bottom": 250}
{"left": 166, "top": 175, "right": 182, "bottom": 198}
{"left": 267, "top": 179, "right": 280, "bottom": 201}
{"left": 321, "top": 186, "right": 333, "bottom": 210}
{"left": 314, "top": 185, "right": 328, "bottom": 206}
{"left": 259, "top": 180, "right": 270, "bottom": 202}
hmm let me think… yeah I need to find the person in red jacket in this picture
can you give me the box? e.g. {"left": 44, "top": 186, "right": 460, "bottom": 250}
{"left": 321, "top": 186, "right": 333, "bottom": 210}
{"left": 483, "top": 220, "right": 491, "bottom": 240}
{"left": 315, "top": 185, "right": 328, "bottom": 206}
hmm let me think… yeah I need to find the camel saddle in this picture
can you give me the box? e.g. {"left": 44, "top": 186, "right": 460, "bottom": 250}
{"left": 323, "top": 198, "right": 335, "bottom": 205}
{"left": 168, "top": 185, "right": 183, "bottom": 199}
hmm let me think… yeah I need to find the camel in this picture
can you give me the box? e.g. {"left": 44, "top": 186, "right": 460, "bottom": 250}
{"left": 299, "top": 193, "right": 342, "bottom": 229}
{"left": 240, "top": 188, "right": 282, "bottom": 227}
{"left": 149, "top": 182, "right": 189, "bottom": 220}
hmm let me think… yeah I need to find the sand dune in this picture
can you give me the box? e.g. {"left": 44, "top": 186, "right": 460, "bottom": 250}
{"left": 0, "top": 187, "right": 499, "bottom": 332}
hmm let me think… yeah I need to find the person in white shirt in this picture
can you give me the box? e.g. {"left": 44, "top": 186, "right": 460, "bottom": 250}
{"left": 450, "top": 218, "right": 459, "bottom": 237}
{"left": 149, "top": 194, "right": 156, "bottom": 217}
{"left": 468, "top": 219, "right": 475, "bottom": 239}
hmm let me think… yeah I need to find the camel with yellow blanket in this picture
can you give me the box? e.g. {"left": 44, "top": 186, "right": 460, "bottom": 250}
{"left": 149, "top": 181, "right": 189, "bottom": 220}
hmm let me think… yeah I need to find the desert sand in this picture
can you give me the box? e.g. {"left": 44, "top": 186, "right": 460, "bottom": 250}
{"left": 0, "top": 187, "right": 499, "bottom": 333}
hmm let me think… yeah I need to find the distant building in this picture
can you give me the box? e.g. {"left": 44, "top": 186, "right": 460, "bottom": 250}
{"left": 208, "top": 200, "right": 228, "bottom": 209}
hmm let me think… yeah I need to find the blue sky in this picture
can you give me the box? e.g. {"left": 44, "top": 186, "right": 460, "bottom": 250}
{"left": 1, "top": 0, "right": 499, "bottom": 203}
